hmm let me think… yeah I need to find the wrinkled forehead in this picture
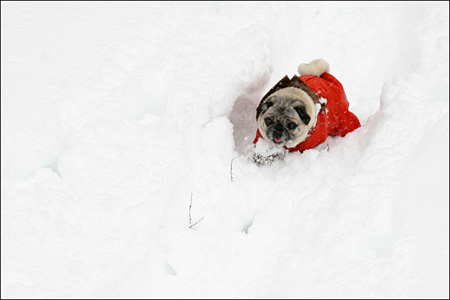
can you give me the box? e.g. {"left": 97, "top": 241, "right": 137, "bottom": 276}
{"left": 266, "top": 94, "right": 298, "bottom": 106}
{"left": 265, "top": 98, "right": 298, "bottom": 117}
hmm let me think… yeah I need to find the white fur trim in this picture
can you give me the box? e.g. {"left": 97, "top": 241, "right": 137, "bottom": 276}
{"left": 298, "top": 59, "right": 330, "bottom": 77}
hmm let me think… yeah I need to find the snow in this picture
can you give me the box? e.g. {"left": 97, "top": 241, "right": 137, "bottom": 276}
{"left": 1, "top": 1, "right": 449, "bottom": 298}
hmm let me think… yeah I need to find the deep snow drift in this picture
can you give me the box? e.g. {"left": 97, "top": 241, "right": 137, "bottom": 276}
{"left": 1, "top": 2, "right": 449, "bottom": 298}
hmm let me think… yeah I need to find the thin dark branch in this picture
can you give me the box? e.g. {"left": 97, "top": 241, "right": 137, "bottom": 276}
{"left": 188, "top": 192, "right": 205, "bottom": 229}
{"left": 189, "top": 192, "right": 193, "bottom": 225}
{"left": 189, "top": 216, "right": 205, "bottom": 229}
{"left": 230, "top": 155, "right": 241, "bottom": 182}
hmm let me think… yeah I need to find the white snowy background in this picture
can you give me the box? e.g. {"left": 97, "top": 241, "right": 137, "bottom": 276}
{"left": 1, "top": 1, "right": 449, "bottom": 298}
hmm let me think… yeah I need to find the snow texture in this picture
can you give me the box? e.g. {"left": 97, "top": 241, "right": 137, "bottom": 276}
{"left": 1, "top": 2, "right": 449, "bottom": 298}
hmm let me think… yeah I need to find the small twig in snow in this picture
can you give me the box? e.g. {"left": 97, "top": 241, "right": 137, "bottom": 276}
{"left": 230, "top": 155, "right": 241, "bottom": 182}
{"left": 189, "top": 216, "right": 205, "bottom": 229}
{"left": 189, "top": 192, "right": 193, "bottom": 225}
{"left": 188, "top": 192, "right": 205, "bottom": 229}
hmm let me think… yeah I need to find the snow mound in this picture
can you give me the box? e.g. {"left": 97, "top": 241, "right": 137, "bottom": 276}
{"left": 2, "top": 2, "right": 448, "bottom": 298}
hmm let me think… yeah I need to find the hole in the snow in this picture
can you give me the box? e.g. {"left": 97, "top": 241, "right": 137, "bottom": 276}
{"left": 229, "top": 73, "right": 271, "bottom": 155}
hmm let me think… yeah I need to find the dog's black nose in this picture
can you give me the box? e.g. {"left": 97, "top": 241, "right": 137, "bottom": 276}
{"left": 272, "top": 123, "right": 284, "bottom": 139}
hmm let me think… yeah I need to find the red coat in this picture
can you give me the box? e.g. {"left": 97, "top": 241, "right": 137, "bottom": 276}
{"left": 254, "top": 73, "right": 360, "bottom": 152}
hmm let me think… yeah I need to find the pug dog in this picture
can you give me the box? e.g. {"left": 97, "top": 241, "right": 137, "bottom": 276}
{"left": 252, "top": 59, "right": 361, "bottom": 164}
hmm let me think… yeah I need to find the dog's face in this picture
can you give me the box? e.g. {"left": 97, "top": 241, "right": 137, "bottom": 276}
{"left": 257, "top": 85, "right": 317, "bottom": 148}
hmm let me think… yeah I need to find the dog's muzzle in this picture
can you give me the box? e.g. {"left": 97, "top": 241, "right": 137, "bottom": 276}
{"left": 269, "top": 123, "right": 289, "bottom": 145}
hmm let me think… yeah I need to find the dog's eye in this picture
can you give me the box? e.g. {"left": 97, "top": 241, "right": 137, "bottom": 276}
{"left": 265, "top": 118, "right": 274, "bottom": 126}
{"left": 287, "top": 122, "right": 297, "bottom": 130}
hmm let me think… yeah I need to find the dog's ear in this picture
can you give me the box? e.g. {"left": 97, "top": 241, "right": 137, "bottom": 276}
{"left": 256, "top": 100, "right": 274, "bottom": 120}
{"left": 257, "top": 75, "right": 292, "bottom": 120}
{"left": 294, "top": 106, "right": 311, "bottom": 125}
